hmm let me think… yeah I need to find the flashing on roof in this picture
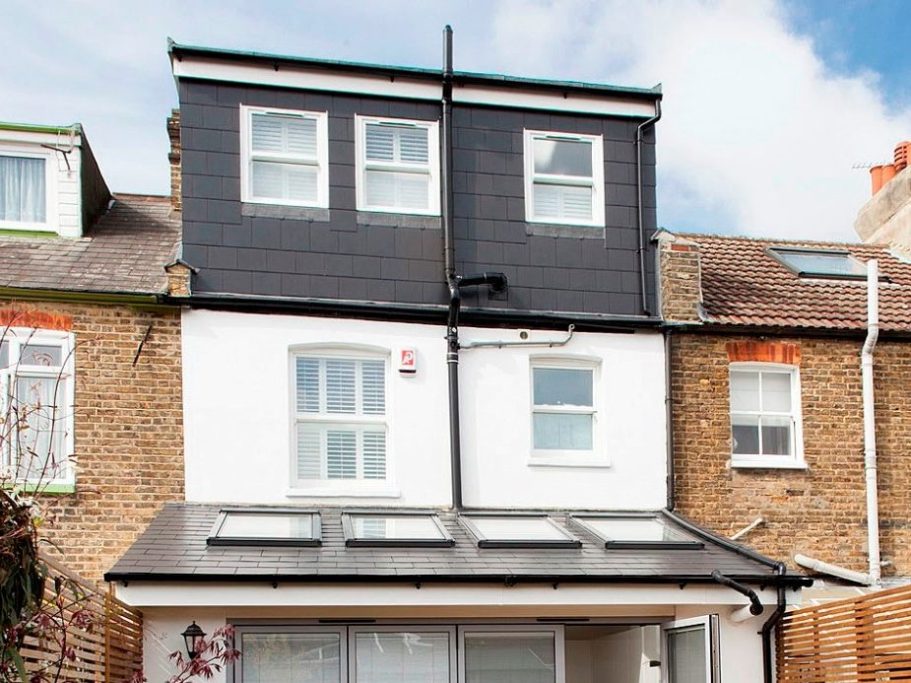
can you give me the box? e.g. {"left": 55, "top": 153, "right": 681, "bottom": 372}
{"left": 571, "top": 514, "right": 704, "bottom": 550}
{"left": 460, "top": 514, "right": 581, "bottom": 549}
{"left": 207, "top": 508, "right": 321, "bottom": 547}
{"left": 342, "top": 512, "right": 454, "bottom": 548}
{"left": 767, "top": 246, "right": 872, "bottom": 281}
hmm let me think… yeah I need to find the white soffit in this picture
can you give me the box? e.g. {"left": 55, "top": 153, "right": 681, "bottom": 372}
{"left": 172, "top": 57, "right": 657, "bottom": 118}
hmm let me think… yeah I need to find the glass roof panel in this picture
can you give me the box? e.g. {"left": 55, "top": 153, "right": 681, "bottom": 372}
{"left": 464, "top": 516, "right": 580, "bottom": 548}
{"left": 769, "top": 248, "right": 867, "bottom": 279}
{"left": 348, "top": 514, "right": 446, "bottom": 541}
{"left": 210, "top": 511, "right": 319, "bottom": 546}
{"left": 574, "top": 516, "right": 702, "bottom": 548}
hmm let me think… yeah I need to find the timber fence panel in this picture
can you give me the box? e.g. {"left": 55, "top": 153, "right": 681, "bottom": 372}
{"left": 18, "top": 556, "right": 143, "bottom": 683}
{"left": 778, "top": 583, "right": 911, "bottom": 681}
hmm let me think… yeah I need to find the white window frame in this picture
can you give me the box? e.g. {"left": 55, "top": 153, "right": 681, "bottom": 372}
{"left": 288, "top": 346, "right": 397, "bottom": 498}
{"left": 239, "top": 105, "right": 329, "bottom": 208}
{"left": 661, "top": 615, "right": 720, "bottom": 683}
{"left": 232, "top": 625, "right": 348, "bottom": 683}
{"left": 458, "top": 625, "right": 565, "bottom": 683}
{"left": 350, "top": 625, "right": 457, "bottom": 683}
{"left": 729, "top": 362, "right": 805, "bottom": 469}
{"left": 0, "top": 144, "right": 56, "bottom": 233}
{"left": 523, "top": 129, "right": 605, "bottom": 227}
{"left": 355, "top": 114, "right": 440, "bottom": 216}
{"left": 528, "top": 357, "right": 606, "bottom": 468}
{"left": 0, "top": 328, "right": 75, "bottom": 486}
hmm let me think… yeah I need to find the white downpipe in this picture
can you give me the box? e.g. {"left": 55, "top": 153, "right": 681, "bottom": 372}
{"left": 862, "top": 259, "right": 881, "bottom": 586}
{"left": 795, "top": 554, "right": 871, "bottom": 585}
{"left": 729, "top": 604, "right": 759, "bottom": 623}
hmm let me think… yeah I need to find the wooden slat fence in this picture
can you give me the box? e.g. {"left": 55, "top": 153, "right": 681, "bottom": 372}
{"left": 18, "top": 556, "right": 143, "bottom": 683}
{"left": 778, "top": 583, "right": 911, "bottom": 681}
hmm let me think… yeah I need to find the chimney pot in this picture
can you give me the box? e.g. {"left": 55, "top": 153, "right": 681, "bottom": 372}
{"left": 871, "top": 165, "right": 885, "bottom": 195}
{"left": 895, "top": 141, "right": 911, "bottom": 173}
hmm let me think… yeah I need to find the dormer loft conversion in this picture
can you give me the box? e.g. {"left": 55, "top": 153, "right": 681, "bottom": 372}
{"left": 0, "top": 122, "right": 110, "bottom": 237}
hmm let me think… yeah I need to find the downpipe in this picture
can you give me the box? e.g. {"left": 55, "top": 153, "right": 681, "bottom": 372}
{"left": 862, "top": 258, "right": 881, "bottom": 586}
{"left": 760, "top": 563, "right": 787, "bottom": 683}
{"left": 635, "top": 99, "right": 661, "bottom": 316}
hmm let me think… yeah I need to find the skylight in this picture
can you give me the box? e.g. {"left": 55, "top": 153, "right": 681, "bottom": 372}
{"left": 342, "top": 513, "right": 454, "bottom": 547}
{"left": 207, "top": 510, "right": 321, "bottom": 547}
{"left": 461, "top": 515, "right": 581, "bottom": 549}
{"left": 572, "top": 516, "right": 703, "bottom": 550}
{"left": 768, "top": 247, "right": 868, "bottom": 280}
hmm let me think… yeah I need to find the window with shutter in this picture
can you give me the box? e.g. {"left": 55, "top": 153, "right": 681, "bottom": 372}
{"left": 292, "top": 354, "right": 388, "bottom": 486}
{"left": 241, "top": 106, "right": 329, "bottom": 207}
{"left": 523, "top": 130, "right": 604, "bottom": 227}
{"left": 355, "top": 115, "right": 440, "bottom": 215}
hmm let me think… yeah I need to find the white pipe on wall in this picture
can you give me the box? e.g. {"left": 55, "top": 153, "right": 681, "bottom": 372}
{"left": 795, "top": 554, "right": 871, "bottom": 585}
{"left": 862, "top": 259, "right": 881, "bottom": 586}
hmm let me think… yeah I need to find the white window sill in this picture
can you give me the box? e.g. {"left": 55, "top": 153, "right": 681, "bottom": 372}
{"left": 526, "top": 216, "right": 605, "bottom": 229}
{"left": 731, "top": 458, "right": 808, "bottom": 471}
{"left": 528, "top": 454, "right": 611, "bottom": 469}
{"left": 285, "top": 486, "right": 401, "bottom": 498}
{"left": 356, "top": 205, "right": 441, "bottom": 217}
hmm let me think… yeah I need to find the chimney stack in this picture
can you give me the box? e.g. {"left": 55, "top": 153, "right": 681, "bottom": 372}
{"left": 870, "top": 141, "right": 911, "bottom": 196}
{"left": 167, "top": 109, "right": 181, "bottom": 211}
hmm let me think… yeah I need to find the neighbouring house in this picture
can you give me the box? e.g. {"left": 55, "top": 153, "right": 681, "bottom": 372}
{"left": 658, "top": 229, "right": 911, "bottom": 600}
{"left": 855, "top": 141, "right": 911, "bottom": 252}
{"left": 0, "top": 119, "right": 185, "bottom": 583}
{"left": 105, "top": 37, "right": 807, "bottom": 683}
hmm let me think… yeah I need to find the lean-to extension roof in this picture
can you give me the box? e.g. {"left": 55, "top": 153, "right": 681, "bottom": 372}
{"left": 105, "top": 503, "right": 805, "bottom": 585}
{"left": 0, "top": 194, "right": 180, "bottom": 296}
{"left": 687, "top": 233, "right": 911, "bottom": 332}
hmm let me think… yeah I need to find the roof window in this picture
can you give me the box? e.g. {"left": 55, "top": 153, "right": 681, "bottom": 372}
{"left": 342, "top": 513, "right": 454, "bottom": 547}
{"left": 207, "top": 509, "right": 321, "bottom": 547}
{"left": 572, "top": 515, "right": 703, "bottom": 550}
{"left": 460, "top": 515, "right": 581, "bottom": 549}
{"left": 768, "top": 247, "right": 867, "bottom": 280}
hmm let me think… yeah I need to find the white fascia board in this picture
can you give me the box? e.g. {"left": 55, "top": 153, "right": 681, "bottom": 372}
{"left": 113, "top": 581, "right": 782, "bottom": 609}
{"left": 172, "top": 56, "right": 657, "bottom": 118}
{"left": 173, "top": 56, "right": 440, "bottom": 101}
{"left": 0, "top": 128, "right": 82, "bottom": 148}
{"left": 452, "top": 85, "right": 657, "bottom": 118}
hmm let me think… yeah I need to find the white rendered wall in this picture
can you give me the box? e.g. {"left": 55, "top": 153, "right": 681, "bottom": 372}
{"left": 0, "top": 128, "right": 83, "bottom": 237}
{"left": 181, "top": 309, "right": 667, "bottom": 509}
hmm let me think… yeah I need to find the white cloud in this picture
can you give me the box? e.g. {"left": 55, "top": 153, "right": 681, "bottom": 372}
{"left": 486, "top": 0, "right": 909, "bottom": 240}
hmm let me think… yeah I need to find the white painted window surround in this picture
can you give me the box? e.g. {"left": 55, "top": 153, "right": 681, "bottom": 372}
{"left": 0, "top": 144, "right": 57, "bottom": 233}
{"left": 0, "top": 328, "right": 75, "bottom": 486}
{"left": 529, "top": 357, "right": 606, "bottom": 468}
{"left": 289, "top": 346, "right": 396, "bottom": 497}
{"left": 523, "top": 129, "right": 605, "bottom": 227}
{"left": 240, "top": 105, "right": 329, "bottom": 208}
{"left": 355, "top": 115, "right": 440, "bottom": 216}
{"left": 729, "top": 362, "right": 805, "bottom": 469}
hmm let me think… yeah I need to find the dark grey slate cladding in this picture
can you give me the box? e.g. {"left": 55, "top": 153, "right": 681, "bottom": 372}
{"left": 179, "top": 79, "right": 658, "bottom": 316}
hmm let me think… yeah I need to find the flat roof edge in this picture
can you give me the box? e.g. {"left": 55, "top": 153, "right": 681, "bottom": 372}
{"left": 168, "top": 41, "right": 662, "bottom": 101}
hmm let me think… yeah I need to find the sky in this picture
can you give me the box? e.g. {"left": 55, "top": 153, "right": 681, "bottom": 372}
{"left": 1, "top": 0, "right": 908, "bottom": 242}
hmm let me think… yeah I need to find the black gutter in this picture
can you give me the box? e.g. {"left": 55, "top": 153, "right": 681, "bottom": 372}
{"left": 104, "top": 570, "right": 799, "bottom": 585}
{"left": 760, "top": 563, "right": 788, "bottom": 683}
{"left": 711, "top": 570, "right": 764, "bottom": 616}
{"left": 635, "top": 99, "right": 661, "bottom": 316}
{"left": 179, "top": 293, "right": 660, "bottom": 331}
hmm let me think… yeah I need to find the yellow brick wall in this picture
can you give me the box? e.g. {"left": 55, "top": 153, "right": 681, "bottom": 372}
{"left": 2, "top": 300, "right": 184, "bottom": 584}
{"left": 671, "top": 332, "right": 911, "bottom": 577}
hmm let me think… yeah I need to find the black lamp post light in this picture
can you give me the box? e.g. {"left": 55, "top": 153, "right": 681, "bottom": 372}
{"left": 181, "top": 621, "right": 206, "bottom": 660}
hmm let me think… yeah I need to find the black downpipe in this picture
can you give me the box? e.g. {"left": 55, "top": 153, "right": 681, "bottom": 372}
{"left": 710, "top": 570, "right": 764, "bottom": 616}
{"left": 442, "top": 25, "right": 455, "bottom": 283}
{"left": 635, "top": 100, "right": 662, "bottom": 316}
{"left": 664, "top": 330, "right": 675, "bottom": 510}
{"left": 760, "top": 563, "right": 788, "bottom": 683}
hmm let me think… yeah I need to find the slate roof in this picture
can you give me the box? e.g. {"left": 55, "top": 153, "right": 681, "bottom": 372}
{"left": 686, "top": 233, "right": 911, "bottom": 332}
{"left": 0, "top": 194, "right": 180, "bottom": 295}
{"left": 105, "top": 503, "right": 804, "bottom": 585}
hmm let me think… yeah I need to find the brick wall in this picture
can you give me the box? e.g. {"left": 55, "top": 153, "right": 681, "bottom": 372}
{"left": 671, "top": 332, "right": 911, "bottom": 577}
{"left": 658, "top": 236, "right": 702, "bottom": 323}
{"left": 3, "top": 300, "right": 184, "bottom": 584}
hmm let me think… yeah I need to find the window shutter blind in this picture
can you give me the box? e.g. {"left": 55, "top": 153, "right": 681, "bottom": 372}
{"left": 361, "top": 430, "right": 386, "bottom": 479}
{"left": 251, "top": 113, "right": 317, "bottom": 157}
{"left": 533, "top": 183, "right": 593, "bottom": 221}
{"left": 251, "top": 161, "right": 318, "bottom": 203}
{"left": 326, "top": 430, "right": 358, "bottom": 479}
{"left": 361, "top": 360, "right": 386, "bottom": 414}
{"left": 296, "top": 426, "right": 322, "bottom": 479}
{"left": 325, "top": 359, "right": 357, "bottom": 414}
{"left": 365, "top": 171, "right": 429, "bottom": 210}
{"left": 296, "top": 357, "right": 320, "bottom": 413}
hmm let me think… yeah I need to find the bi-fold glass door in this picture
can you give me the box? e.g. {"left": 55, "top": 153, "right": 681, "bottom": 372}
{"left": 234, "top": 625, "right": 562, "bottom": 683}
{"left": 661, "top": 616, "right": 720, "bottom": 683}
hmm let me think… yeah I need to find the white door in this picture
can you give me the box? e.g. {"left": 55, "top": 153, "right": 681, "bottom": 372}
{"left": 661, "top": 616, "right": 720, "bottom": 683}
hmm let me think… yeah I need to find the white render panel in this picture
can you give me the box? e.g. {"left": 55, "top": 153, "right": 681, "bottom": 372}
{"left": 181, "top": 310, "right": 666, "bottom": 508}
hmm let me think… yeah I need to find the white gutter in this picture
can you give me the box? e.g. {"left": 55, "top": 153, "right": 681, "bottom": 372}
{"left": 862, "top": 258, "right": 881, "bottom": 586}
